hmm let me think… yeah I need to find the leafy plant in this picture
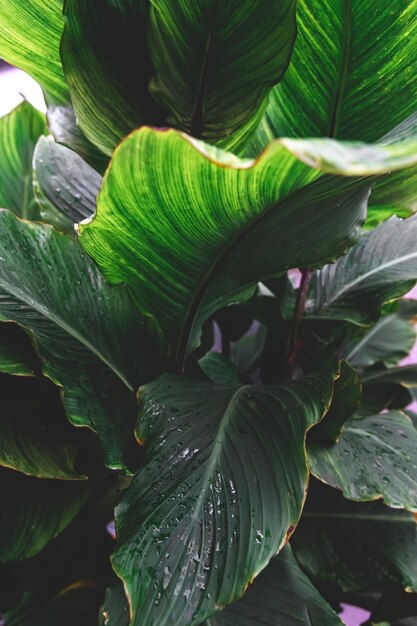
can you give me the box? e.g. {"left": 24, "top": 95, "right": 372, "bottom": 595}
{"left": 1, "top": 1, "right": 417, "bottom": 625}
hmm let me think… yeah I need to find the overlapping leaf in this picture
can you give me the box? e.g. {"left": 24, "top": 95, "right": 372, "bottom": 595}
{"left": 112, "top": 371, "right": 335, "bottom": 626}
{"left": 292, "top": 485, "right": 417, "bottom": 593}
{"left": 0, "top": 210, "right": 165, "bottom": 469}
{"left": 0, "top": 323, "right": 39, "bottom": 377}
{"left": 79, "top": 128, "right": 417, "bottom": 366}
{"left": 313, "top": 215, "right": 417, "bottom": 324}
{"left": 0, "top": 468, "right": 88, "bottom": 562}
{"left": 33, "top": 136, "right": 101, "bottom": 234}
{"left": 205, "top": 545, "right": 343, "bottom": 626}
{"left": 148, "top": 0, "right": 296, "bottom": 148}
{"left": 0, "top": 102, "right": 47, "bottom": 219}
{"left": 0, "top": 0, "right": 68, "bottom": 104}
{"left": 60, "top": 0, "right": 166, "bottom": 155}
{"left": 308, "top": 411, "right": 417, "bottom": 510}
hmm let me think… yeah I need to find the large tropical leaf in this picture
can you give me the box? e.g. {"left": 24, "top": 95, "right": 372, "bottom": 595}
{"left": 147, "top": 0, "right": 296, "bottom": 147}
{"left": 206, "top": 545, "right": 343, "bottom": 626}
{"left": 0, "top": 210, "right": 165, "bottom": 469}
{"left": 0, "top": 374, "right": 86, "bottom": 480}
{"left": 0, "top": 102, "right": 47, "bottom": 219}
{"left": 0, "top": 468, "right": 88, "bottom": 562}
{"left": 112, "top": 371, "right": 335, "bottom": 626}
{"left": 79, "top": 128, "right": 417, "bottom": 366}
{"left": 292, "top": 485, "right": 417, "bottom": 593}
{"left": 60, "top": 0, "right": 166, "bottom": 155}
{"left": 0, "top": 0, "right": 68, "bottom": 104}
{"left": 254, "top": 0, "right": 417, "bottom": 143}
{"left": 308, "top": 411, "right": 417, "bottom": 510}
{"left": 343, "top": 314, "right": 417, "bottom": 369}
{"left": 313, "top": 215, "right": 417, "bottom": 324}
{"left": 33, "top": 136, "right": 101, "bottom": 234}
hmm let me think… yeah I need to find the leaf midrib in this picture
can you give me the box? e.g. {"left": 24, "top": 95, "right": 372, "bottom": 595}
{"left": 0, "top": 278, "right": 133, "bottom": 390}
{"left": 328, "top": 0, "right": 352, "bottom": 138}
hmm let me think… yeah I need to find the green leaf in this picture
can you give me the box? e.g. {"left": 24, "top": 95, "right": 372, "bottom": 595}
{"left": 0, "top": 323, "right": 39, "bottom": 377}
{"left": 254, "top": 0, "right": 417, "bottom": 143}
{"left": 199, "top": 352, "right": 240, "bottom": 385}
{"left": 292, "top": 485, "right": 417, "bottom": 593}
{"left": 33, "top": 136, "right": 101, "bottom": 234}
{"left": 112, "top": 371, "right": 335, "bottom": 626}
{"left": 308, "top": 411, "right": 417, "bottom": 510}
{"left": 148, "top": 0, "right": 296, "bottom": 148}
{"left": 0, "top": 102, "right": 47, "bottom": 219}
{"left": 343, "top": 314, "right": 417, "bottom": 369}
{"left": 60, "top": 0, "right": 166, "bottom": 155}
{"left": 3, "top": 581, "right": 104, "bottom": 625}
{"left": 0, "top": 374, "right": 86, "bottom": 480}
{"left": 0, "top": 210, "right": 165, "bottom": 469}
{"left": 99, "top": 585, "right": 129, "bottom": 626}
{"left": 206, "top": 545, "right": 343, "bottom": 626}
{"left": 46, "top": 105, "right": 109, "bottom": 175}
{"left": 362, "top": 365, "right": 417, "bottom": 388}
{"left": 0, "top": 0, "right": 68, "bottom": 104}
{"left": 315, "top": 361, "right": 361, "bottom": 442}
{"left": 78, "top": 128, "right": 417, "bottom": 366}
{"left": 0, "top": 468, "right": 88, "bottom": 562}
{"left": 313, "top": 215, "right": 417, "bottom": 324}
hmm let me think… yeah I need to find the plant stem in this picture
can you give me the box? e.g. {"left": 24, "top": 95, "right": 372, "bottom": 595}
{"left": 284, "top": 269, "right": 313, "bottom": 379}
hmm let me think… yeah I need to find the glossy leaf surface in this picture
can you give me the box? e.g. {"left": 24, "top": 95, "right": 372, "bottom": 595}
{"left": 61, "top": 0, "right": 165, "bottom": 155}
{"left": 206, "top": 545, "right": 343, "bottom": 626}
{"left": 112, "top": 371, "right": 334, "bottom": 626}
{"left": 148, "top": 0, "right": 296, "bottom": 147}
{"left": 314, "top": 216, "right": 417, "bottom": 324}
{"left": 0, "top": 102, "right": 47, "bottom": 219}
{"left": 0, "top": 210, "right": 165, "bottom": 469}
{"left": 0, "top": 0, "right": 68, "bottom": 103}
{"left": 293, "top": 486, "right": 417, "bottom": 593}
{"left": 0, "top": 468, "right": 88, "bottom": 562}
{"left": 33, "top": 136, "right": 101, "bottom": 233}
{"left": 0, "top": 375, "right": 86, "bottom": 480}
{"left": 78, "top": 128, "right": 417, "bottom": 365}
{"left": 308, "top": 411, "right": 417, "bottom": 510}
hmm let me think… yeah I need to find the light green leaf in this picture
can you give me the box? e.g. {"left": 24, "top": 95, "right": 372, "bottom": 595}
{"left": 33, "top": 136, "right": 101, "bottom": 234}
{"left": 0, "top": 102, "right": 47, "bottom": 219}
{"left": 254, "top": 0, "right": 417, "bottom": 143}
{"left": 0, "top": 323, "right": 39, "bottom": 377}
{"left": 308, "top": 411, "right": 417, "bottom": 510}
{"left": 0, "top": 374, "right": 86, "bottom": 480}
{"left": 112, "top": 371, "right": 335, "bottom": 626}
{"left": 0, "top": 468, "right": 88, "bottom": 562}
{"left": 148, "top": 0, "right": 296, "bottom": 148}
{"left": 78, "top": 128, "right": 417, "bottom": 366}
{"left": 293, "top": 486, "right": 417, "bottom": 593}
{"left": 313, "top": 215, "right": 417, "bottom": 324}
{"left": 0, "top": 0, "right": 68, "bottom": 104}
{"left": 343, "top": 315, "right": 417, "bottom": 369}
{"left": 0, "top": 210, "right": 166, "bottom": 469}
{"left": 206, "top": 545, "right": 343, "bottom": 626}
{"left": 60, "top": 0, "right": 165, "bottom": 155}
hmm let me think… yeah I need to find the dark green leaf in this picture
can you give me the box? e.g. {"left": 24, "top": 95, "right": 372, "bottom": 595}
{"left": 0, "top": 468, "right": 88, "bottom": 562}
{"left": 148, "top": 0, "right": 296, "bottom": 149}
{"left": 46, "top": 105, "right": 109, "bottom": 174}
{"left": 313, "top": 216, "right": 417, "bottom": 324}
{"left": 78, "top": 128, "right": 417, "bottom": 366}
{"left": 0, "top": 323, "right": 39, "bottom": 377}
{"left": 0, "top": 102, "right": 47, "bottom": 219}
{"left": 112, "top": 371, "right": 335, "bottom": 626}
{"left": 0, "top": 0, "right": 68, "bottom": 104}
{"left": 199, "top": 352, "right": 240, "bottom": 385}
{"left": 0, "top": 210, "right": 166, "bottom": 469}
{"left": 33, "top": 136, "right": 101, "bottom": 234}
{"left": 292, "top": 485, "right": 417, "bottom": 593}
{"left": 230, "top": 324, "right": 268, "bottom": 378}
{"left": 343, "top": 314, "right": 417, "bottom": 369}
{"left": 308, "top": 411, "right": 417, "bottom": 510}
{"left": 3, "top": 581, "right": 104, "bottom": 625}
{"left": 60, "top": 0, "right": 165, "bottom": 155}
{"left": 99, "top": 585, "right": 129, "bottom": 626}
{"left": 362, "top": 365, "right": 417, "bottom": 388}
{"left": 0, "top": 375, "right": 86, "bottom": 480}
